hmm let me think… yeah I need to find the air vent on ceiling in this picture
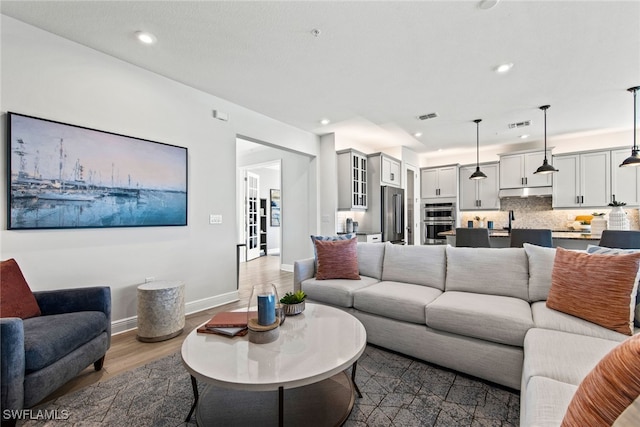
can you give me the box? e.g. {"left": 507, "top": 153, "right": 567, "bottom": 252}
{"left": 417, "top": 112, "right": 439, "bottom": 120}
{"left": 508, "top": 120, "right": 532, "bottom": 129}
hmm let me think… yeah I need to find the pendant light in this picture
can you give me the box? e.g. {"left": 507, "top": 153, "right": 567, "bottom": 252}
{"left": 469, "top": 119, "right": 487, "bottom": 180}
{"left": 619, "top": 86, "right": 640, "bottom": 167}
{"left": 533, "top": 105, "right": 558, "bottom": 174}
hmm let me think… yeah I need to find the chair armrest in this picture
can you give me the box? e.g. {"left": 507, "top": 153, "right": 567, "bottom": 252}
{"left": 1, "top": 318, "right": 26, "bottom": 413}
{"left": 293, "top": 258, "right": 315, "bottom": 292}
{"left": 33, "top": 286, "right": 111, "bottom": 317}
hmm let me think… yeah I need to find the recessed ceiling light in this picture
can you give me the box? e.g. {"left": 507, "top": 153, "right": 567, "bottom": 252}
{"left": 495, "top": 63, "right": 514, "bottom": 74}
{"left": 320, "top": 118, "right": 330, "bottom": 126}
{"left": 135, "top": 31, "right": 157, "bottom": 45}
{"left": 478, "top": 0, "right": 500, "bottom": 10}
{"left": 414, "top": 132, "right": 423, "bottom": 138}
{"left": 520, "top": 134, "right": 530, "bottom": 139}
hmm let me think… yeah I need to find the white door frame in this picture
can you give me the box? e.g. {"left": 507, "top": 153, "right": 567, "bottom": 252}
{"left": 405, "top": 163, "right": 420, "bottom": 245}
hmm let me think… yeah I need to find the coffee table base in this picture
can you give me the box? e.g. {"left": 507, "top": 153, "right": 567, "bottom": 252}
{"left": 194, "top": 372, "right": 355, "bottom": 427}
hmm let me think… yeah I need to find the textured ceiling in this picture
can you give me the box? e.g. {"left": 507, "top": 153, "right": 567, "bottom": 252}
{"left": 1, "top": 0, "right": 639, "bottom": 154}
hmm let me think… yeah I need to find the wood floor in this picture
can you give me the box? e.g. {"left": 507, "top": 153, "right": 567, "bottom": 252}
{"left": 43, "top": 255, "right": 293, "bottom": 403}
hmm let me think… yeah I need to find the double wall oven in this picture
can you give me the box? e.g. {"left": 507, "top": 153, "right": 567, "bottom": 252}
{"left": 423, "top": 203, "right": 456, "bottom": 245}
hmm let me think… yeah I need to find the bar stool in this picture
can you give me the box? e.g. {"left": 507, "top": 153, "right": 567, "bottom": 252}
{"left": 598, "top": 230, "right": 640, "bottom": 249}
{"left": 455, "top": 228, "right": 491, "bottom": 248}
{"left": 509, "top": 229, "right": 553, "bottom": 248}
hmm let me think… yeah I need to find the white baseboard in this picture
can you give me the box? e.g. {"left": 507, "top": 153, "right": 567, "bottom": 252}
{"left": 281, "top": 264, "right": 293, "bottom": 272}
{"left": 267, "top": 248, "right": 280, "bottom": 255}
{"left": 111, "top": 290, "right": 240, "bottom": 335}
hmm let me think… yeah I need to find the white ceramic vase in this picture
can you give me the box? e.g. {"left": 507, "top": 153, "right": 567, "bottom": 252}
{"left": 590, "top": 216, "right": 607, "bottom": 236}
{"left": 608, "top": 207, "right": 630, "bottom": 230}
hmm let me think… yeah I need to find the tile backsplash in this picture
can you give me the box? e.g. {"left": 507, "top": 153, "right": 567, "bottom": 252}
{"left": 460, "top": 197, "right": 639, "bottom": 230}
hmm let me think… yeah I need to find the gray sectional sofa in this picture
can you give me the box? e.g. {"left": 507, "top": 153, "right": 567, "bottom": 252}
{"left": 293, "top": 242, "right": 638, "bottom": 426}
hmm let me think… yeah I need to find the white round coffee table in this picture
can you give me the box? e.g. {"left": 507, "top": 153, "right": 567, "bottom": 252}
{"left": 181, "top": 303, "right": 367, "bottom": 426}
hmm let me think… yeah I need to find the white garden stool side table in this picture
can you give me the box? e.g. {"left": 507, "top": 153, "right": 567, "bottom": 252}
{"left": 137, "top": 280, "right": 185, "bottom": 342}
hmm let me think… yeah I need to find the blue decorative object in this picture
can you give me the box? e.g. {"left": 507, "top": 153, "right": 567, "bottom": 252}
{"left": 467, "top": 220, "right": 474, "bottom": 228}
{"left": 257, "top": 294, "right": 276, "bottom": 325}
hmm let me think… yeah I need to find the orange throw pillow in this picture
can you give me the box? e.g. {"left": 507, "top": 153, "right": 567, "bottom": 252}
{"left": 547, "top": 248, "right": 640, "bottom": 335}
{"left": 562, "top": 334, "right": 640, "bottom": 426}
{"left": 314, "top": 238, "right": 360, "bottom": 280}
{"left": 0, "top": 258, "right": 41, "bottom": 319}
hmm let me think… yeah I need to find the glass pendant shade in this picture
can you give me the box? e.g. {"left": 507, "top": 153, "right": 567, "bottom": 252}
{"left": 620, "top": 86, "right": 640, "bottom": 167}
{"left": 469, "top": 119, "right": 487, "bottom": 180}
{"left": 533, "top": 105, "right": 558, "bottom": 175}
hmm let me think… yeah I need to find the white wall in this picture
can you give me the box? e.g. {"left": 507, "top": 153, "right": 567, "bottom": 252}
{"left": 254, "top": 166, "right": 281, "bottom": 253}
{"left": 0, "top": 16, "right": 318, "bottom": 332}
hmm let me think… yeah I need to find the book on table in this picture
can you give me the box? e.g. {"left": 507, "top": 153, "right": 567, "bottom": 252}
{"left": 196, "top": 325, "right": 248, "bottom": 337}
{"left": 205, "top": 310, "right": 257, "bottom": 328}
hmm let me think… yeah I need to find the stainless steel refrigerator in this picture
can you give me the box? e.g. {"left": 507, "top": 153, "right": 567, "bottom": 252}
{"left": 381, "top": 186, "right": 405, "bottom": 243}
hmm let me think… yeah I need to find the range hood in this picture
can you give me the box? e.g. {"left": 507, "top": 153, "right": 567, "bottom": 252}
{"left": 499, "top": 187, "right": 553, "bottom": 198}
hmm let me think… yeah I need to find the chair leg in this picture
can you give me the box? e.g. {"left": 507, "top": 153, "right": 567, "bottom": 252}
{"left": 93, "top": 355, "right": 105, "bottom": 371}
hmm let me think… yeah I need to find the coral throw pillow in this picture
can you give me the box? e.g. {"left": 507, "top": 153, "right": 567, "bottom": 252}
{"left": 0, "top": 258, "right": 41, "bottom": 319}
{"left": 547, "top": 248, "right": 640, "bottom": 335}
{"left": 314, "top": 237, "right": 360, "bottom": 280}
{"left": 562, "top": 334, "right": 640, "bottom": 426}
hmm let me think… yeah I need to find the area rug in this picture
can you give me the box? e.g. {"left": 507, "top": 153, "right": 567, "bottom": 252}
{"left": 22, "top": 345, "right": 519, "bottom": 426}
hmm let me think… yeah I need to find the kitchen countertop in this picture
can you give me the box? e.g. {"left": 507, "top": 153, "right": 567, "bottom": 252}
{"left": 337, "top": 231, "right": 381, "bottom": 236}
{"left": 439, "top": 229, "right": 601, "bottom": 241}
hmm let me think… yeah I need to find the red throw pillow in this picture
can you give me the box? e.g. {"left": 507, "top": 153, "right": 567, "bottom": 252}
{"left": 562, "top": 334, "right": 640, "bottom": 426}
{"left": 314, "top": 238, "right": 360, "bottom": 280}
{"left": 0, "top": 258, "right": 41, "bottom": 319}
{"left": 546, "top": 248, "right": 640, "bottom": 335}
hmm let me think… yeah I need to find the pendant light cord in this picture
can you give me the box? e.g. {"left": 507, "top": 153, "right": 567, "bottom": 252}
{"left": 633, "top": 87, "right": 638, "bottom": 152}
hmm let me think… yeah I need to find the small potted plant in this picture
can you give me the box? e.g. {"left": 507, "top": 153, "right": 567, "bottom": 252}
{"left": 474, "top": 216, "right": 486, "bottom": 228}
{"left": 280, "top": 290, "right": 307, "bottom": 316}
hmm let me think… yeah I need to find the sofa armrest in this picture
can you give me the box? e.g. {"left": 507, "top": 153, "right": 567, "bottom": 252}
{"left": 294, "top": 258, "right": 316, "bottom": 292}
{"left": 1, "top": 318, "right": 26, "bottom": 415}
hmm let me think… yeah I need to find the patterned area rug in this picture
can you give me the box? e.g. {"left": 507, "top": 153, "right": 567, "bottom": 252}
{"left": 22, "top": 345, "right": 519, "bottom": 426}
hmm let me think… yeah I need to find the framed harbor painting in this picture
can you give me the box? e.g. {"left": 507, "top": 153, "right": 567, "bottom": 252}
{"left": 6, "top": 112, "right": 188, "bottom": 230}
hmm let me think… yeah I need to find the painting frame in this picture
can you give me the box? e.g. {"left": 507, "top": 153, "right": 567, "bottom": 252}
{"left": 270, "top": 188, "right": 280, "bottom": 227}
{"left": 6, "top": 112, "right": 188, "bottom": 230}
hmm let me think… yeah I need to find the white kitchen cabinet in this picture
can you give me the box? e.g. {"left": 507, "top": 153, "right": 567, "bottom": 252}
{"left": 421, "top": 165, "right": 458, "bottom": 199}
{"left": 611, "top": 148, "right": 640, "bottom": 206}
{"left": 337, "top": 149, "right": 367, "bottom": 210}
{"left": 552, "top": 150, "right": 610, "bottom": 208}
{"left": 368, "top": 153, "right": 401, "bottom": 187}
{"left": 357, "top": 233, "right": 382, "bottom": 243}
{"left": 499, "top": 151, "right": 553, "bottom": 189}
{"left": 459, "top": 163, "right": 500, "bottom": 210}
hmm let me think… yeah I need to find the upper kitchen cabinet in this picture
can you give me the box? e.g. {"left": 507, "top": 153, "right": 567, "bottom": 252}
{"left": 499, "top": 151, "right": 553, "bottom": 189}
{"left": 337, "top": 149, "right": 367, "bottom": 210}
{"left": 611, "top": 148, "right": 640, "bottom": 206}
{"left": 421, "top": 165, "right": 458, "bottom": 200}
{"left": 459, "top": 163, "right": 500, "bottom": 211}
{"left": 368, "top": 153, "right": 401, "bottom": 187}
{"left": 552, "top": 150, "right": 610, "bottom": 208}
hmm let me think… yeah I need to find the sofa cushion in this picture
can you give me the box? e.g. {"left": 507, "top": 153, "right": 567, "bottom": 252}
{"left": 547, "top": 247, "right": 640, "bottom": 335}
{"left": 445, "top": 247, "right": 529, "bottom": 300}
{"left": 586, "top": 244, "right": 640, "bottom": 327}
{"left": 301, "top": 276, "right": 378, "bottom": 308}
{"left": 522, "top": 376, "right": 577, "bottom": 427}
{"left": 531, "top": 302, "right": 633, "bottom": 342}
{"left": 357, "top": 242, "right": 385, "bottom": 280}
{"left": 353, "top": 281, "right": 442, "bottom": 324}
{"left": 381, "top": 243, "right": 446, "bottom": 290}
{"left": 314, "top": 237, "right": 360, "bottom": 280}
{"left": 524, "top": 243, "right": 556, "bottom": 302}
{"left": 310, "top": 233, "right": 354, "bottom": 258}
{"left": 23, "top": 311, "right": 108, "bottom": 372}
{"left": 425, "top": 291, "right": 534, "bottom": 346}
{"left": 522, "top": 328, "right": 619, "bottom": 388}
{"left": 1, "top": 258, "right": 42, "bottom": 319}
{"left": 562, "top": 334, "right": 640, "bottom": 427}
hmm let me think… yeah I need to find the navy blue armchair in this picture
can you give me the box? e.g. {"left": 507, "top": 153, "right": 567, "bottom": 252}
{"left": 1, "top": 286, "right": 111, "bottom": 422}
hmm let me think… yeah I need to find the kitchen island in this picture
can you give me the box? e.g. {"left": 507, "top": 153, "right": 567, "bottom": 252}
{"left": 439, "top": 229, "right": 601, "bottom": 249}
